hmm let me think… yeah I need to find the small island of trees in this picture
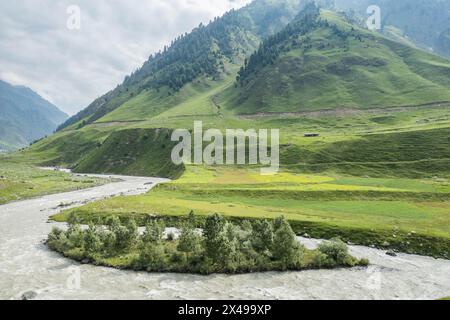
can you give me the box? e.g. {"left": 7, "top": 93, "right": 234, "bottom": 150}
{"left": 47, "top": 213, "right": 368, "bottom": 274}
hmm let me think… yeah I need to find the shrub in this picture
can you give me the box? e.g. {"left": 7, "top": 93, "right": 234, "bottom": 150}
{"left": 138, "top": 244, "right": 167, "bottom": 271}
{"left": 358, "top": 258, "right": 370, "bottom": 266}
{"left": 47, "top": 227, "right": 70, "bottom": 252}
{"left": 311, "top": 251, "right": 330, "bottom": 268}
{"left": 177, "top": 225, "right": 202, "bottom": 255}
{"left": 101, "top": 230, "right": 117, "bottom": 256}
{"left": 142, "top": 220, "right": 165, "bottom": 244}
{"left": 204, "top": 214, "right": 229, "bottom": 264}
{"left": 318, "top": 238, "right": 349, "bottom": 265}
{"left": 48, "top": 227, "right": 63, "bottom": 243}
{"left": 47, "top": 214, "right": 365, "bottom": 274}
{"left": 272, "top": 217, "right": 303, "bottom": 268}
{"left": 251, "top": 220, "right": 274, "bottom": 254}
{"left": 109, "top": 217, "right": 138, "bottom": 250}
{"left": 84, "top": 224, "right": 103, "bottom": 254}
{"left": 66, "top": 224, "right": 84, "bottom": 249}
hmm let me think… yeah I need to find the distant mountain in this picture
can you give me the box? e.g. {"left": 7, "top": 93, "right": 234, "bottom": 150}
{"left": 334, "top": 0, "right": 450, "bottom": 58}
{"left": 0, "top": 80, "right": 68, "bottom": 151}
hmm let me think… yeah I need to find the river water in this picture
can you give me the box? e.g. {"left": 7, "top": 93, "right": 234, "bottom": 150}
{"left": 0, "top": 173, "right": 449, "bottom": 300}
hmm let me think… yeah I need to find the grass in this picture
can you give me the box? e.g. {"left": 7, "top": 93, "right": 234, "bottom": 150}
{"left": 53, "top": 166, "right": 450, "bottom": 258}
{"left": 74, "top": 128, "right": 184, "bottom": 179}
{"left": 221, "top": 10, "right": 450, "bottom": 114}
{"left": 0, "top": 157, "right": 111, "bottom": 205}
{"left": 10, "top": 10, "right": 450, "bottom": 262}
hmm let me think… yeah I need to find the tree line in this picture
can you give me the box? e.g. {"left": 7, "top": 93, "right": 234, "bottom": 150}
{"left": 237, "top": 3, "right": 321, "bottom": 84}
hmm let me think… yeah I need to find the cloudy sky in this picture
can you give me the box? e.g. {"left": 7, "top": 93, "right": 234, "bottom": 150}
{"left": 0, "top": 0, "right": 251, "bottom": 115}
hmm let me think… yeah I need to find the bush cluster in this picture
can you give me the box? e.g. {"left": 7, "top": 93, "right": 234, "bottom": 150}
{"left": 48, "top": 213, "right": 366, "bottom": 274}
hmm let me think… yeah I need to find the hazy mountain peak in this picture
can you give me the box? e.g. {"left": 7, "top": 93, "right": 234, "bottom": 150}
{"left": 0, "top": 80, "right": 68, "bottom": 151}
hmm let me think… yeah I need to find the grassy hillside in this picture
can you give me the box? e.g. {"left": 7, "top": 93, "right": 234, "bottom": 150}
{"left": 223, "top": 9, "right": 450, "bottom": 114}
{"left": 58, "top": 0, "right": 306, "bottom": 131}
{"left": 23, "top": 4, "right": 450, "bottom": 178}
{"left": 10, "top": 1, "right": 450, "bottom": 260}
{"left": 282, "top": 127, "right": 450, "bottom": 178}
{"left": 74, "top": 128, "right": 184, "bottom": 179}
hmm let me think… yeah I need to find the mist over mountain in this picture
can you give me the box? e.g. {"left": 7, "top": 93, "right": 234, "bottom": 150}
{"left": 334, "top": 0, "right": 450, "bottom": 57}
{"left": 0, "top": 80, "right": 68, "bottom": 151}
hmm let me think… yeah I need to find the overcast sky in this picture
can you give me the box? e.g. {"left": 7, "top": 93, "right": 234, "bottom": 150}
{"left": 0, "top": 0, "right": 251, "bottom": 115}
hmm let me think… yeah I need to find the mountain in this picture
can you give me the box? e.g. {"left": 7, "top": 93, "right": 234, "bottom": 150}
{"left": 0, "top": 80, "right": 68, "bottom": 151}
{"left": 22, "top": 0, "right": 450, "bottom": 179}
{"left": 222, "top": 4, "right": 450, "bottom": 114}
{"left": 58, "top": 0, "right": 306, "bottom": 131}
{"left": 333, "top": 0, "right": 450, "bottom": 58}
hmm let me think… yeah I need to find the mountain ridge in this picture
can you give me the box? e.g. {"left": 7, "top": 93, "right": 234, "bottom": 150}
{"left": 19, "top": 0, "right": 450, "bottom": 180}
{"left": 0, "top": 80, "right": 68, "bottom": 151}
{"left": 57, "top": 0, "right": 307, "bottom": 131}
{"left": 220, "top": 7, "right": 450, "bottom": 114}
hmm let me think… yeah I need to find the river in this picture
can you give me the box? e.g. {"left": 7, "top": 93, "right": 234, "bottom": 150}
{"left": 0, "top": 173, "right": 449, "bottom": 300}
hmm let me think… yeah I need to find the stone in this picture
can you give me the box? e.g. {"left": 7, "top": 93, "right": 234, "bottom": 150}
{"left": 386, "top": 250, "right": 397, "bottom": 257}
{"left": 21, "top": 291, "right": 37, "bottom": 300}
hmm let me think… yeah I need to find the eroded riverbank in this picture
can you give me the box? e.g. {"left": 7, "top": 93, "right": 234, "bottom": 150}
{"left": 0, "top": 173, "right": 449, "bottom": 300}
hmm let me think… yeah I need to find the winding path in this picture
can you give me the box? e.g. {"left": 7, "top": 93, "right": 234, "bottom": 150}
{"left": 0, "top": 173, "right": 449, "bottom": 300}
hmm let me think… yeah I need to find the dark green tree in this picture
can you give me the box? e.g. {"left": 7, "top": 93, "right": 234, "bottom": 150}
{"left": 142, "top": 220, "right": 165, "bottom": 244}
{"left": 203, "top": 214, "right": 231, "bottom": 264}
{"left": 272, "top": 217, "right": 302, "bottom": 268}
{"left": 251, "top": 220, "right": 274, "bottom": 254}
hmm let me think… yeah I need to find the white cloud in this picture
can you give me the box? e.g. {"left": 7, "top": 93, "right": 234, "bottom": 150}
{"left": 0, "top": 0, "right": 251, "bottom": 115}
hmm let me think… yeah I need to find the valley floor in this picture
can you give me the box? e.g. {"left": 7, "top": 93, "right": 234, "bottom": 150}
{"left": 56, "top": 166, "right": 450, "bottom": 259}
{"left": 0, "top": 158, "right": 111, "bottom": 205}
{"left": 0, "top": 173, "right": 449, "bottom": 300}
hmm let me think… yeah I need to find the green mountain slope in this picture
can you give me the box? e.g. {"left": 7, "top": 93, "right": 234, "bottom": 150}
{"left": 0, "top": 80, "right": 68, "bottom": 151}
{"left": 18, "top": 1, "right": 450, "bottom": 180}
{"left": 222, "top": 7, "right": 450, "bottom": 114}
{"left": 74, "top": 128, "right": 184, "bottom": 179}
{"left": 58, "top": 0, "right": 306, "bottom": 131}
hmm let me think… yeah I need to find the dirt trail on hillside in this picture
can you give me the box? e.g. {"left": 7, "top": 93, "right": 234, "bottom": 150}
{"left": 238, "top": 102, "right": 450, "bottom": 120}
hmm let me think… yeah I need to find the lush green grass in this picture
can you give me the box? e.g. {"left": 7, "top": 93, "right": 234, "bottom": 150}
{"left": 0, "top": 157, "right": 110, "bottom": 205}
{"left": 53, "top": 166, "right": 450, "bottom": 258}
{"left": 97, "top": 73, "right": 235, "bottom": 123}
{"left": 74, "top": 128, "right": 184, "bottom": 179}
{"left": 19, "top": 103, "right": 450, "bottom": 180}
{"left": 222, "top": 10, "right": 450, "bottom": 114}
{"left": 282, "top": 127, "right": 450, "bottom": 178}
{"left": 11, "top": 10, "right": 450, "bottom": 262}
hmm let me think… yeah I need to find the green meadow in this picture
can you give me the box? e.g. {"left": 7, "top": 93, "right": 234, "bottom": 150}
{"left": 5, "top": 6, "right": 450, "bottom": 261}
{"left": 54, "top": 165, "right": 450, "bottom": 258}
{"left": 0, "top": 156, "right": 110, "bottom": 205}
